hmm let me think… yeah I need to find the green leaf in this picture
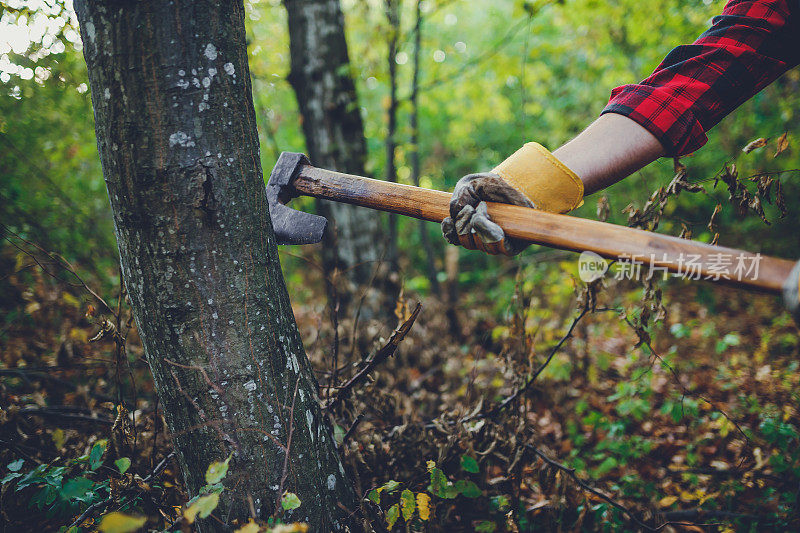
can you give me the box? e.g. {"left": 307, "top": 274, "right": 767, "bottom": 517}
{"left": 184, "top": 492, "right": 221, "bottom": 523}
{"left": 400, "top": 489, "right": 415, "bottom": 521}
{"left": 281, "top": 491, "right": 301, "bottom": 511}
{"left": 460, "top": 454, "right": 479, "bottom": 473}
{"left": 381, "top": 480, "right": 401, "bottom": 493}
{"left": 7, "top": 459, "right": 24, "bottom": 472}
{"left": 114, "top": 457, "right": 131, "bottom": 475}
{"left": 475, "top": 520, "right": 497, "bottom": 532}
{"left": 456, "top": 479, "right": 482, "bottom": 498}
{"left": 205, "top": 454, "right": 232, "bottom": 485}
{"left": 429, "top": 467, "right": 446, "bottom": 493}
{"left": 333, "top": 424, "right": 345, "bottom": 446}
{"left": 1, "top": 472, "right": 21, "bottom": 484}
{"left": 594, "top": 456, "right": 618, "bottom": 476}
{"left": 61, "top": 476, "right": 94, "bottom": 499}
{"left": 367, "top": 488, "right": 381, "bottom": 505}
{"left": 98, "top": 511, "right": 147, "bottom": 533}
{"left": 428, "top": 468, "right": 459, "bottom": 499}
{"left": 89, "top": 440, "right": 108, "bottom": 471}
{"left": 386, "top": 503, "right": 400, "bottom": 529}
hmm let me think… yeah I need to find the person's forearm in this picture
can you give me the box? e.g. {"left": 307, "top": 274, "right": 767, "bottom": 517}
{"left": 553, "top": 113, "right": 665, "bottom": 196}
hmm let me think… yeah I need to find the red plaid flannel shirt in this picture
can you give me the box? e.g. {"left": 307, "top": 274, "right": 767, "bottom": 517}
{"left": 602, "top": 0, "right": 800, "bottom": 157}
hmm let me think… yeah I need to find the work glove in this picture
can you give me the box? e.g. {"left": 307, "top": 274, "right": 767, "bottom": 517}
{"left": 441, "top": 142, "right": 584, "bottom": 255}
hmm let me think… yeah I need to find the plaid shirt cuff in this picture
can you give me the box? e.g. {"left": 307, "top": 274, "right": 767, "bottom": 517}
{"left": 601, "top": 85, "right": 707, "bottom": 157}
{"left": 600, "top": 0, "right": 799, "bottom": 158}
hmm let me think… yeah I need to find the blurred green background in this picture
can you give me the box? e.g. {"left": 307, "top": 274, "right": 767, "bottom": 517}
{"left": 1, "top": 0, "right": 798, "bottom": 292}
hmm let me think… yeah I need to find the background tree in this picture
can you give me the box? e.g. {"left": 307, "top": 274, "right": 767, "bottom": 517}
{"left": 408, "top": 0, "right": 440, "bottom": 295}
{"left": 284, "top": 0, "right": 389, "bottom": 312}
{"left": 383, "top": 0, "right": 401, "bottom": 278}
{"left": 73, "top": 0, "right": 356, "bottom": 529}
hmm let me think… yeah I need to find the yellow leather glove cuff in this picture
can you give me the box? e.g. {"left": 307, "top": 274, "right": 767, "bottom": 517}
{"left": 492, "top": 142, "right": 584, "bottom": 213}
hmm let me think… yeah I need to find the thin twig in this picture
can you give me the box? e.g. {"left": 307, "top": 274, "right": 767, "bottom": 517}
{"left": 525, "top": 443, "right": 712, "bottom": 531}
{"left": 275, "top": 376, "right": 301, "bottom": 515}
{"left": 340, "top": 413, "right": 365, "bottom": 448}
{"left": 328, "top": 303, "right": 421, "bottom": 411}
{"left": 487, "top": 303, "right": 590, "bottom": 417}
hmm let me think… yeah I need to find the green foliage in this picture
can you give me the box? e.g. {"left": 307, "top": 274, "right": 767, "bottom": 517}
{"left": 400, "top": 488, "right": 415, "bottom": 521}
{"left": 205, "top": 454, "right": 232, "bottom": 485}
{"left": 367, "top": 459, "right": 490, "bottom": 529}
{"left": 184, "top": 492, "right": 221, "bottom": 523}
{"left": 460, "top": 454, "right": 479, "bottom": 473}
{"left": 1, "top": 453, "right": 109, "bottom": 522}
{"left": 114, "top": 458, "right": 131, "bottom": 475}
{"left": 98, "top": 512, "right": 147, "bottom": 533}
{"left": 87, "top": 439, "right": 107, "bottom": 471}
{"left": 280, "top": 492, "right": 302, "bottom": 511}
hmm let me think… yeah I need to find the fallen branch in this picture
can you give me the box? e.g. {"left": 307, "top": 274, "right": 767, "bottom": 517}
{"left": 658, "top": 507, "right": 763, "bottom": 523}
{"left": 19, "top": 408, "right": 114, "bottom": 426}
{"left": 327, "top": 303, "right": 421, "bottom": 411}
{"left": 340, "top": 413, "right": 365, "bottom": 448}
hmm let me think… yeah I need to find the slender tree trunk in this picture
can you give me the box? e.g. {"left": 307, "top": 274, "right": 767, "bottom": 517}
{"left": 409, "top": 0, "right": 440, "bottom": 295}
{"left": 74, "top": 2, "right": 357, "bottom": 530}
{"left": 284, "top": 0, "right": 384, "bottom": 309}
{"left": 384, "top": 0, "right": 401, "bottom": 277}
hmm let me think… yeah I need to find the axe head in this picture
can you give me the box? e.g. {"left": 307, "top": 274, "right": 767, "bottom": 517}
{"left": 266, "top": 152, "right": 327, "bottom": 245}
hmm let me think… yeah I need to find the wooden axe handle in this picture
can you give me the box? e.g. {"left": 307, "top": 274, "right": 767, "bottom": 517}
{"left": 293, "top": 164, "right": 795, "bottom": 294}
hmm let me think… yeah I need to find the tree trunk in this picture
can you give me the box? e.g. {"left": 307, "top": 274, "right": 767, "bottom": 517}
{"left": 409, "top": 0, "right": 441, "bottom": 296}
{"left": 284, "top": 0, "right": 384, "bottom": 308}
{"left": 74, "top": 1, "right": 357, "bottom": 530}
{"left": 384, "top": 0, "right": 401, "bottom": 278}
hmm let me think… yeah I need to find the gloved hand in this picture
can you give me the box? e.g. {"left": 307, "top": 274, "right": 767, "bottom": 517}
{"left": 441, "top": 142, "right": 584, "bottom": 255}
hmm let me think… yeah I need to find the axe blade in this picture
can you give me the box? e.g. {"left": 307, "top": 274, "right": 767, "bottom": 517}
{"left": 266, "top": 152, "right": 327, "bottom": 245}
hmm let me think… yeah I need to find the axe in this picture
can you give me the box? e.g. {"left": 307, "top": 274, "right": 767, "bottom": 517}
{"left": 267, "top": 152, "right": 800, "bottom": 308}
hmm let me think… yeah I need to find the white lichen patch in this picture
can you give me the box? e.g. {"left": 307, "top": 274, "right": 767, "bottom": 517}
{"left": 104, "top": 87, "right": 110, "bottom": 100}
{"left": 168, "top": 131, "right": 194, "bottom": 147}
{"left": 327, "top": 474, "right": 336, "bottom": 490}
{"left": 85, "top": 21, "right": 96, "bottom": 45}
{"left": 223, "top": 62, "right": 235, "bottom": 75}
{"left": 204, "top": 43, "right": 218, "bottom": 61}
{"left": 306, "top": 411, "right": 314, "bottom": 441}
{"left": 244, "top": 380, "right": 257, "bottom": 392}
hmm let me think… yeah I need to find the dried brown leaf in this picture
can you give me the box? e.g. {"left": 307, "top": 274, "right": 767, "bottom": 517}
{"left": 775, "top": 181, "right": 788, "bottom": 217}
{"left": 707, "top": 204, "right": 722, "bottom": 233}
{"left": 742, "top": 137, "right": 767, "bottom": 153}
{"left": 774, "top": 132, "right": 789, "bottom": 157}
{"left": 596, "top": 195, "right": 610, "bottom": 222}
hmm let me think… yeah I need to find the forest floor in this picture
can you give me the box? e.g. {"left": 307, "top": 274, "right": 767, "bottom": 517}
{"left": 1, "top": 244, "right": 799, "bottom": 532}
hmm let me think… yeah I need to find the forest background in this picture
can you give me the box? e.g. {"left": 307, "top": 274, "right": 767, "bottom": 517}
{"left": 2, "top": 0, "right": 800, "bottom": 531}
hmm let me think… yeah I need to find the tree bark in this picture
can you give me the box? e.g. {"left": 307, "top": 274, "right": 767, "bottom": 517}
{"left": 409, "top": 0, "right": 441, "bottom": 295}
{"left": 284, "top": 0, "right": 384, "bottom": 306}
{"left": 384, "top": 0, "right": 401, "bottom": 277}
{"left": 73, "top": 1, "right": 357, "bottom": 530}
